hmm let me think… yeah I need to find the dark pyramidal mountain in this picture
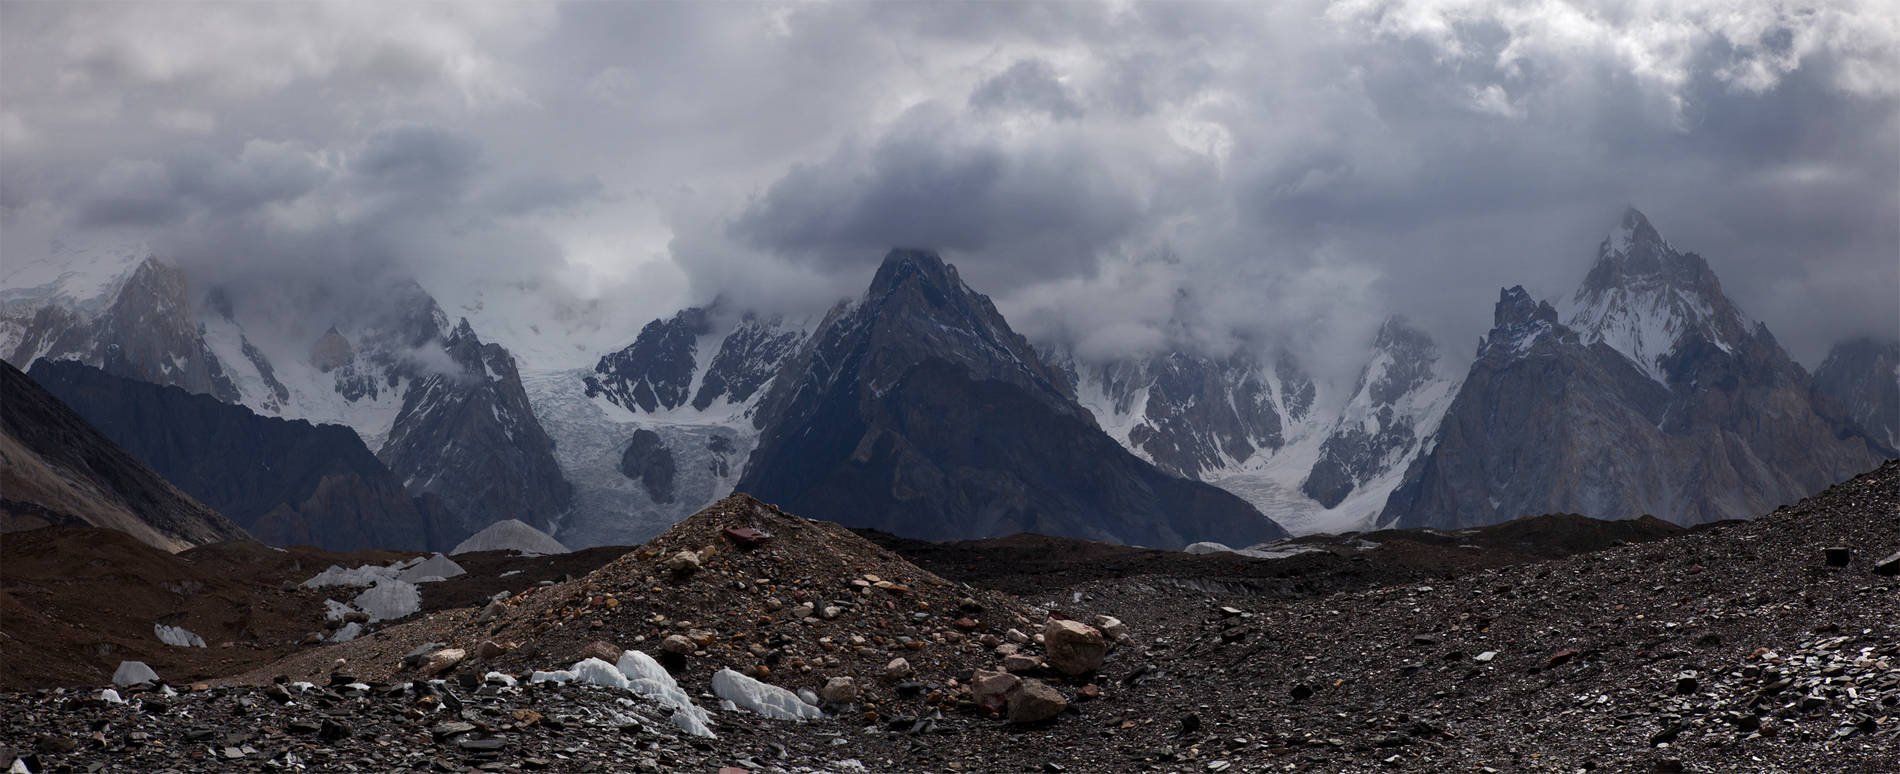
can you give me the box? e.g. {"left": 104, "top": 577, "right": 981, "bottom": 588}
{"left": 30, "top": 359, "right": 456, "bottom": 551}
{"left": 737, "top": 248, "right": 1286, "bottom": 548}
{"left": 0, "top": 359, "right": 247, "bottom": 551}
{"left": 1382, "top": 208, "right": 1889, "bottom": 529}
{"left": 1813, "top": 336, "right": 1900, "bottom": 451}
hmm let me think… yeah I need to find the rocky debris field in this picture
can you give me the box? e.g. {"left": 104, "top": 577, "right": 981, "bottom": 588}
{"left": 0, "top": 528, "right": 628, "bottom": 693}
{"left": 861, "top": 512, "right": 1690, "bottom": 599}
{"left": 5, "top": 464, "right": 1899, "bottom": 773}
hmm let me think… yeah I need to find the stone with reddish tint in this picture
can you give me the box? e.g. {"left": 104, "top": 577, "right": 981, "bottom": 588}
{"left": 1043, "top": 619, "right": 1107, "bottom": 675}
{"left": 1007, "top": 678, "right": 1067, "bottom": 724}
{"left": 579, "top": 640, "right": 619, "bottom": 663}
{"left": 972, "top": 669, "right": 1020, "bottom": 712}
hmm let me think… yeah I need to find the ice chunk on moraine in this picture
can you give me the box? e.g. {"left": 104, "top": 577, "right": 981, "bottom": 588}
{"left": 327, "top": 622, "right": 363, "bottom": 643}
{"left": 617, "top": 650, "right": 713, "bottom": 736}
{"left": 112, "top": 661, "right": 159, "bottom": 686}
{"left": 711, "top": 668, "right": 821, "bottom": 721}
{"left": 529, "top": 670, "right": 577, "bottom": 684}
{"left": 154, "top": 623, "right": 206, "bottom": 648}
{"left": 324, "top": 599, "right": 357, "bottom": 621}
{"left": 396, "top": 553, "right": 467, "bottom": 583}
{"left": 352, "top": 579, "right": 420, "bottom": 622}
{"left": 569, "top": 657, "right": 630, "bottom": 690}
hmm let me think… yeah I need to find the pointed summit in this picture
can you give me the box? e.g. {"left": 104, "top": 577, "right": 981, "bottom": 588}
{"left": 868, "top": 248, "right": 960, "bottom": 298}
{"left": 1565, "top": 209, "right": 1749, "bottom": 382}
{"left": 1602, "top": 206, "right": 1666, "bottom": 259}
{"left": 1495, "top": 286, "right": 1558, "bottom": 329}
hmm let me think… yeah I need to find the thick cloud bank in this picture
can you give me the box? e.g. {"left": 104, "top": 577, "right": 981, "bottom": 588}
{"left": 3, "top": 1, "right": 1894, "bottom": 372}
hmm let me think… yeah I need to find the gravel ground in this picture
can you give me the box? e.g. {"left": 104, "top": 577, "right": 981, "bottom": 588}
{"left": 4, "top": 462, "right": 1896, "bottom": 774}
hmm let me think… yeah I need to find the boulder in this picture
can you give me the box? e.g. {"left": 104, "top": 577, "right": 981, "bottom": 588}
{"left": 1094, "top": 615, "right": 1130, "bottom": 643}
{"left": 1043, "top": 619, "right": 1107, "bottom": 675}
{"left": 971, "top": 669, "right": 1019, "bottom": 712}
{"left": 421, "top": 648, "right": 467, "bottom": 676}
{"left": 1003, "top": 654, "right": 1042, "bottom": 673}
{"left": 1007, "top": 678, "right": 1067, "bottom": 723}
{"left": 580, "top": 640, "right": 620, "bottom": 663}
{"left": 884, "top": 657, "right": 913, "bottom": 679}
{"left": 661, "top": 635, "right": 697, "bottom": 655}
{"left": 1874, "top": 549, "right": 1900, "bottom": 577}
{"left": 665, "top": 550, "right": 701, "bottom": 574}
{"left": 819, "top": 677, "right": 857, "bottom": 703}
{"left": 474, "top": 640, "right": 509, "bottom": 660}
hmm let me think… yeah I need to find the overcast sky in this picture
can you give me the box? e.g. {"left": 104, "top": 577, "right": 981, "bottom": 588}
{"left": 2, "top": 1, "right": 1895, "bottom": 377}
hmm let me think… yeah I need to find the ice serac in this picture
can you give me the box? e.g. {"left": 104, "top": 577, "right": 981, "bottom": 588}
{"left": 0, "top": 359, "right": 247, "bottom": 551}
{"left": 29, "top": 359, "right": 456, "bottom": 551}
{"left": 379, "top": 315, "right": 572, "bottom": 542}
{"left": 738, "top": 248, "right": 1286, "bottom": 548}
{"left": 1382, "top": 210, "right": 1888, "bottom": 529}
{"left": 1813, "top": 337, "right": 1900, "bottom": 451}
{"left": 1302, "top": 317, "right": 1456, "bottom": 508}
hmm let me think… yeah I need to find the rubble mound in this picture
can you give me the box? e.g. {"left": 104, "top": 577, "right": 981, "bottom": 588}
{"left": 474, "top": 494, "right": 1045, "bottom": 712}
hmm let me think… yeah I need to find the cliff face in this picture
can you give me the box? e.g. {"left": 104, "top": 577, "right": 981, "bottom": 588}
{"left": 738, "top": 249, "right": 1285, "bottom": 548}
{"left": 30, "top": 359, "right": 454, "bottom": 551}
{"left": 1813, "top": 337, "right": 1900, "bottom": 451}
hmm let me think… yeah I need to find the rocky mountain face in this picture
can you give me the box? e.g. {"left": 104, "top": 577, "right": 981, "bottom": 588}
{"left": 0, "top": 359, "right": 247, "bottom": 551}
{"left": 738, "top": 248, "right": 1285, "bottom": 548}
{"left": 1813, "top": 337, "right": 1900, "bottom": 450}
{"left": 1302, "top": 317, "right": 1455, "bottom": 509}
{"left": 1382, "top": 209, "right": 1889, "bottom": 529}
{"left": 376, "top": 316, "right": 571, "bottom": 539}
{"left": 1054, "top": 317, "right": 1454, "bottom": 536}
{"left": 1, "top": 253, "right": 572, "bottom": 544}
{"left": 5, "top": 258, "right": 241, "bottom": 403}
{"left": 30, "top": 359, "right": 456, "bottom": 552}
{"left": 522, "top": 303, "right": 808, "bottom": 548}
{"left": 1064, "top": 351, "right": 1293, "bottom": 480}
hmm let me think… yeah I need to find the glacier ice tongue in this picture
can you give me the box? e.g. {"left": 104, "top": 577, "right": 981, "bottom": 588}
{"left": 712, "top": 668, "right": 822, "bottom": 721}
{"left": 154, "top": 623, "right": 206, "bottom": 648}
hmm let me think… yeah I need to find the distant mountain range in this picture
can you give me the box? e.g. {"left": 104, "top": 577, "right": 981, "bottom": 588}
{"left": 2, "top": 208, "right": 1892, "bottom": 550}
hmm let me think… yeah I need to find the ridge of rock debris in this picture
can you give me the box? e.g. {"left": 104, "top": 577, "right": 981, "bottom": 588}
{"left": 4, "top": 465, "right": 1899, "bottom": 773}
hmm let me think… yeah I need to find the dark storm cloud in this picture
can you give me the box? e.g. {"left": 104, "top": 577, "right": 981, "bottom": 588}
{"left": 970, "top": 59, "right": 1084, "bottom": 119}
{"left": 731, "top": 102, "right": 1164, "bottom": 285}
{"left": 0, "top": 0, "right": 1894, "bottom": 374}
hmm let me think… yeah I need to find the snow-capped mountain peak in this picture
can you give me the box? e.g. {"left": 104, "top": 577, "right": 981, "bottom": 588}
{"left": 1563, "top": 208, "right": 1749, "bottom": 383}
